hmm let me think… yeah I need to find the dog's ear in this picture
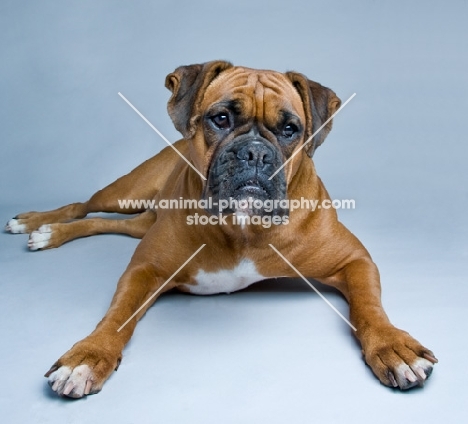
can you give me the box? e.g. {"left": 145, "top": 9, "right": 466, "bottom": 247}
{"left": 165, "top": 60, "right": 233, "bottom": 139}
{"left": 285, "top": 72, "right": 341, "bottom": 157}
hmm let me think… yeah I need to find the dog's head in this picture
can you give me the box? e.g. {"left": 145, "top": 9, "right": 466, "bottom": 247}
{"left": 165, "top": 61, "right": 341, "bottom": 217}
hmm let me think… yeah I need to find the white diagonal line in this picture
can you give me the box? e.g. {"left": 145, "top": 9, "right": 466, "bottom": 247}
{"left": 269, "top": 244, "right": 357, "bottom": 331}
{"left": 118, "top": 92, "right": 207, "bottom": 181}
{"left": 117, "top": 244, "right": 206, "bottom": 332}
{"left": 269, "top": 93, "right": 356, "bottom": 180}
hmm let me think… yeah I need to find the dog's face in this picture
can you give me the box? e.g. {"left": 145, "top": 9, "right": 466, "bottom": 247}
{"left": 165, "top": 61, "right": 341, "bottom": 217}
{"left": 199, "top": 68, "right": 307, "bottom": 217}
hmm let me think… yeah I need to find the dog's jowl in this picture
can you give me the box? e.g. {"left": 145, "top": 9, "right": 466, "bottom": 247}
{"left": 5, "top": 61, "right": 437, "bottom": 398}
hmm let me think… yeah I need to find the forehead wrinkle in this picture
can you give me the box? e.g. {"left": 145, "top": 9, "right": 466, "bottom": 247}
{"left": 253, "top": 78, "right": 265, "bottom": 123}
{"left": 208, "top": 67, "right": 250, "bottom": 91}
{"left": 202, "top": 68, "right": 305, "bottom": 124}
{"left": 262, "top": 73, "right": 306, "bottom": 122}
{"left": 259, "top": 73, "right": 294, "bottom": 93}
{"left": 202, "top": 68, "right": 253, "bottom": 110}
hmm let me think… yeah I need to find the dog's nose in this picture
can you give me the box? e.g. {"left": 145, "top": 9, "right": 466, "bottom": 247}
{"left": 236, "top": 141, "right": 274, "bottom": 166}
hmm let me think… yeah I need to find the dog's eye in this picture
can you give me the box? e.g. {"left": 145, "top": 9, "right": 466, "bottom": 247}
{"left": 211, "top": 114, "right": 230, "bottom": 130}
{"left": 283, "top": 123, "right": 298, "bottom": 138}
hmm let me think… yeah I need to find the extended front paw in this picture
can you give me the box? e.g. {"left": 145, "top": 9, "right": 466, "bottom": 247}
{"left": 45, "top": 339, "right": 121, "bottom": 398}
{"left": 362, "top": 326, "right": 438, "bottom": 390}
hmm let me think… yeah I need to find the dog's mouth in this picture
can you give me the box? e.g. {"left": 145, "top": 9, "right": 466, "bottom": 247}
{"left": 234, "top": 178, "right": 269, "bottom": 196}
{"left": 228, "top": 175, "right": 274, "bottom": 216}
{"left": 203, "top": 139, "right": 288, "bottom": 217}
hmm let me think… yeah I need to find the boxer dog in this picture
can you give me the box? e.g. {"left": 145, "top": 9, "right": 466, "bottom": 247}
{"left": 5, "top": 61, "right": 437, "bottom": 398}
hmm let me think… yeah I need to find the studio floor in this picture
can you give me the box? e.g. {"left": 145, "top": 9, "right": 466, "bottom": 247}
{"left": 1, "top": 203, "right": 466, "bottom": 423}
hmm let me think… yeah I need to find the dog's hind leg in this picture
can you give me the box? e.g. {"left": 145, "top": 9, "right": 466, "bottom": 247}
{"left": 5, "top": 203, "right": 89, "bottom": 235}
{"left": 5, "top": 139, "right": 189, "bottom": 236}
{"left": 27, "top": 210, "right": 157, "bottom": 250}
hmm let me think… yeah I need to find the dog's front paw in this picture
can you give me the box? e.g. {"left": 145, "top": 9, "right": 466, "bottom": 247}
{"left": 45, "top": 339, "right": 121, "bottom": 398}
{"left": 362, "top": 326, "right": 438, "bottom": 390}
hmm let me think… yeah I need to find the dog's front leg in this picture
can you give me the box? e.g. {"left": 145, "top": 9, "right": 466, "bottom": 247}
{"left": 341, "top": 258, "right": 438, "bottom": 389}
{"left": 45, "top": 263, "right": 171, "bottom": 398}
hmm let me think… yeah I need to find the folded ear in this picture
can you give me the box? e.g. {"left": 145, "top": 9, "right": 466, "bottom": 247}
{"left": 285, "top": 72, "right": 341, "bottom": 157}
{"left": 165, "top": 60, "right": 233, "bottom": 139}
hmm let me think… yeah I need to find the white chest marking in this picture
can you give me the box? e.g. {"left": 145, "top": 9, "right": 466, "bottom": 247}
{"left": 183, "top": 259, "right": 265, "bottom": 295}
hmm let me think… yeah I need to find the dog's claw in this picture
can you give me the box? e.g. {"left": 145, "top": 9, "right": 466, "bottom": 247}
{"left": 44, "top": 364, "right": 59, "bottom": 377}
{"left": 51, "top": 379, "right": 61, "bottom": 391}
{"left": 413, "top": 366, "right": 426, "bottom": 381}
{"left": 388, "top": 371, "right": 398, "bottom": 387}
{"left": 423, "top": 353, "right": 438, "bottom": 363}
{"left": 84, "top": 380, "right": 92, "bottom": 395}
{"left": 63, "top": 381, "right": 74, "bottom": 396}
{"left": 404, "top": 369, "right": 417, "bottom": 383}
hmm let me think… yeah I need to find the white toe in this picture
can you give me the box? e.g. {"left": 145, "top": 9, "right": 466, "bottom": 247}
{"left": 394, "top": 363, "right": 418, "bottom": 388}
{"left": 28, "top": 225, "right": 52, "bottom": 250}
{"left": 395, "top": 357, "right": 434, "bottom": 388}
{"left": 410, "top": 357, "right": 434, "bottom": 380}
{"left": 48, "top": 366, "right": 72, "bottom": 395}
{"left": 49, "top": 365, "right": 94, "bottom": 398}
{"left": 5, "top": 218, "right": 26, "bottom": 234}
